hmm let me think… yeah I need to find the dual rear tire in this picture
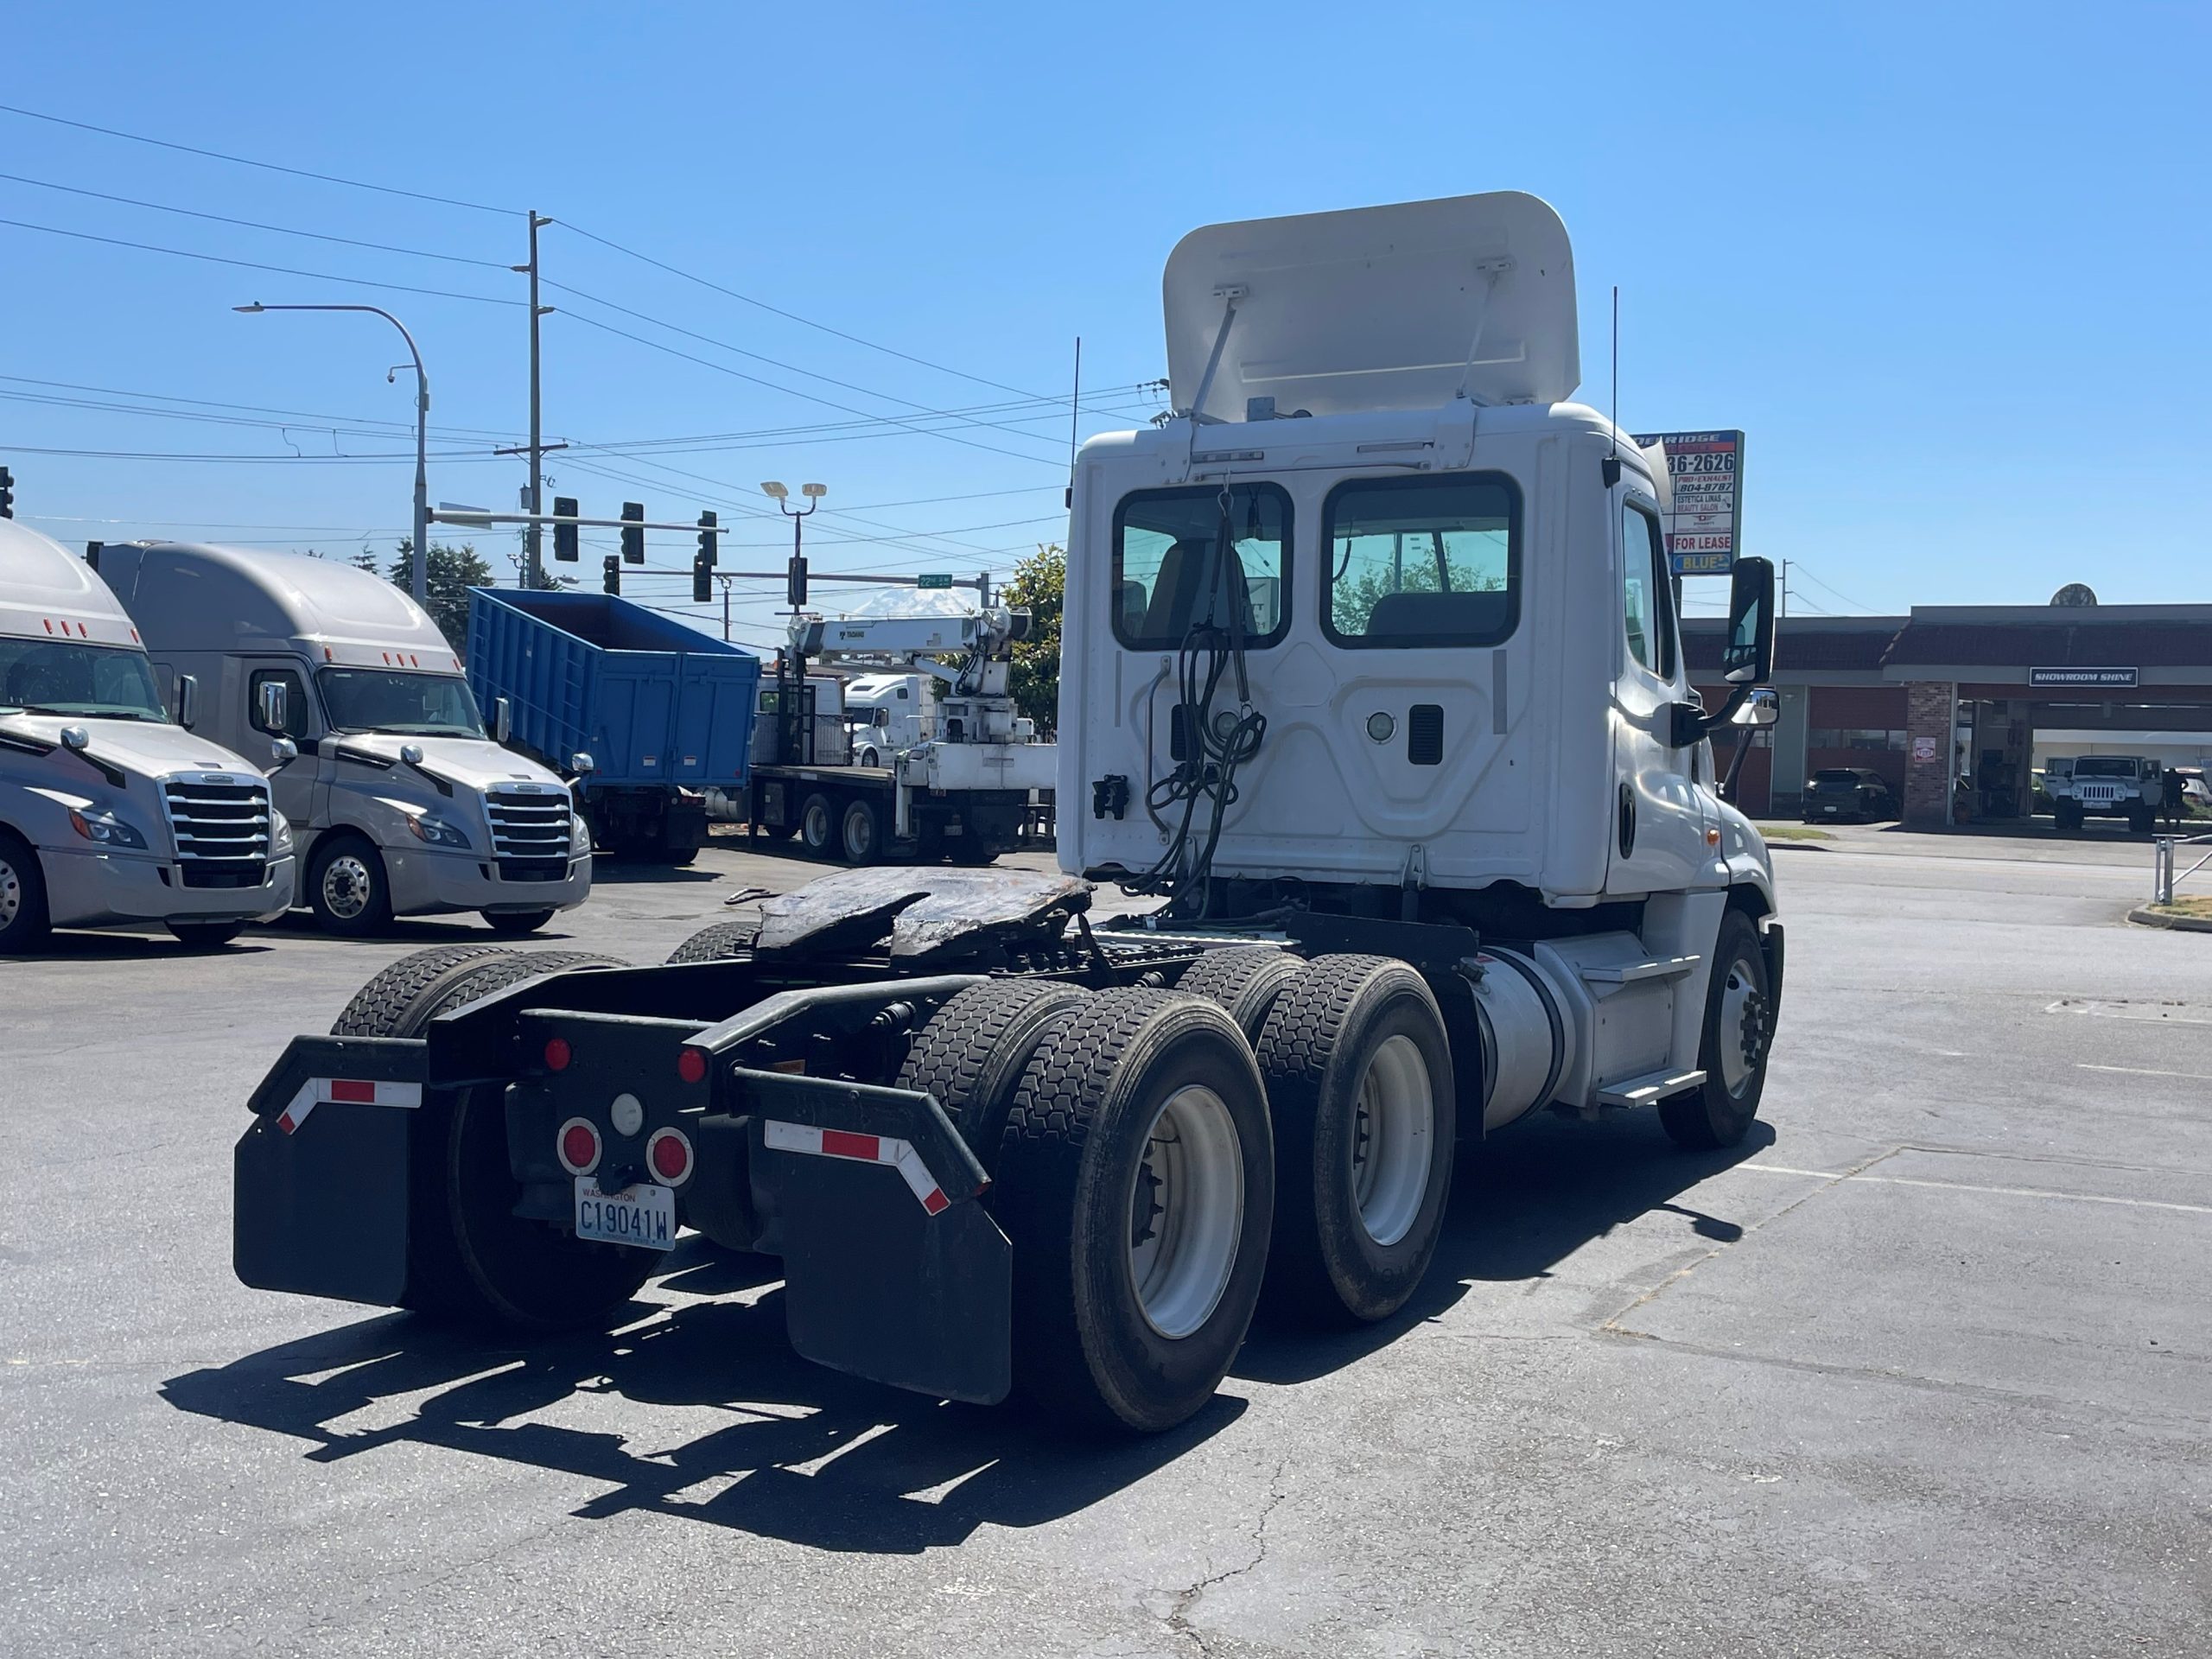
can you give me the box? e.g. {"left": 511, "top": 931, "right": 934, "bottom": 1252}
{"left": 331, "top": 944, "right": 652, "bottom": 1330}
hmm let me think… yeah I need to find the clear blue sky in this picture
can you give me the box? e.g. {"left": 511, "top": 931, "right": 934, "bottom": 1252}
{"left": 3, "top": 1, "right": 2205, "bottom": 645}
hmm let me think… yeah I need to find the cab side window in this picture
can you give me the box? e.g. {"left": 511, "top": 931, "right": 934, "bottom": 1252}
{"left": 1621, "top": 501, "right": 1677, "bottom": 679}
{"left": 249, "top": 667, "right": 309, "bottom": 738}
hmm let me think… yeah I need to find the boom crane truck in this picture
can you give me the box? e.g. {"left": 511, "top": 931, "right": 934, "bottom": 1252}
{"left": 746, "top": 604, "right": 1052, "bottom": 864}
{"left": 229, "top": 193, "right": 1783, "bottom": 1433}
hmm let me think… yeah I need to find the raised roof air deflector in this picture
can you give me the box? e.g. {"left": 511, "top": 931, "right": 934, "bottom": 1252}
{"left": 1163, "top": 192, "right": 1580, "bottom": 419}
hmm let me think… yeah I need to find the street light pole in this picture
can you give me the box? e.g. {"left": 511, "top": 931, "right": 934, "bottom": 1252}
{"left": 762, "top": 481, "right": 825, "bottom": 765}
{"left": 234, "top": 301, "right": 430, "bottom": 603}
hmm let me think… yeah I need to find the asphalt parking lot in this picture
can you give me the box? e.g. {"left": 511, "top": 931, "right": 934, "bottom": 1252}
{"left": 5, "top": 830, "right": 2209, "bottom": 1657}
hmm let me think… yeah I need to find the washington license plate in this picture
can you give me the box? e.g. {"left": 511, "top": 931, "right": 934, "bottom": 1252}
{"left": 574, "top": 1178, "right": 677, "bottom": 1250}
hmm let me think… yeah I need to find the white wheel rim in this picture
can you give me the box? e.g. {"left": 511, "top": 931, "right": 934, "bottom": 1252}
{"left": 1128, "top": 1084, "right": 1244, "bottom": 1339}
{"left": 321, "top": 855, "right": 373, "bottom": 920}
{"left": 1351, "top": 1033, "right": 1435, "bottom": 1248}
{"left": 845, "top": 810, "right": 874, "bottom": 860}
{"left": 0, "top": 856, "right": 20, "bottom": 929}
{"left": 803, "top": 801, "right": 830, "bottom": 846}
{"left": 1717, "top": 955, "right": 1769, "bottom": 1096}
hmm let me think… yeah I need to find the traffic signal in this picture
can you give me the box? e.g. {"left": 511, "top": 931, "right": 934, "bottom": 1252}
{"left": 696, "top": 510, "right": 718, "bottom": 568}
{"left": 0, "top": 466, "right": 13, "bottom": 520}
{"left": 552, "top": 496, "right": 579, "bottom": 562}
{"left": 692, "top": 553, "right": 713, "bottom": 605}
{"left": 620, "top": 502, "right": 645, "bottom": 564}
{"left": 602, "top": 555, "right": 621, "bottom": 596}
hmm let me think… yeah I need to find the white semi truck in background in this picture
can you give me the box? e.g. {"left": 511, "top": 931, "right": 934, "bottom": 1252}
{"left": 229, "top": 192, "right": 1783, "bottom": 1438}
{"left": 0, "top": 519, "right": 296, "bottom": 951}
{"left": 99, "top": 543, "right": 592, "bottom": 936}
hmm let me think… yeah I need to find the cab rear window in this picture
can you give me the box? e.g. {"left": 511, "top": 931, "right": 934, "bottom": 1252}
{"left": 1323, "top": 474, "right": 1520, "bottom": 649}
{"left": 1111, "top": 485, "right": 1290, "bottom": 651}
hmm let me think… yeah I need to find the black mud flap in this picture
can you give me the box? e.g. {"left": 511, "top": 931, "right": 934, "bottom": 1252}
{"left": 744, "top": 1071, "right": 1011, "bottom": 1405}
{"left": 233, "top": 1036, "right": 428, "bottom": 1306}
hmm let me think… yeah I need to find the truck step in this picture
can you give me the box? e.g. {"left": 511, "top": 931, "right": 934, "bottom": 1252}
{"left": 1595, "top": 1067, "right": 1707, "bottom": 1108}
{"left": 1578, "top": 954, "right": 1700, "bottom": 987}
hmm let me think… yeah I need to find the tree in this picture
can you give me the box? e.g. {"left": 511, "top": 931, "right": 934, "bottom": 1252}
{"left": 1000, "top": 542, "right": 1064, "bottom": 735}
{"left": 386, "top": 538, "right": 496, "bottom": 657}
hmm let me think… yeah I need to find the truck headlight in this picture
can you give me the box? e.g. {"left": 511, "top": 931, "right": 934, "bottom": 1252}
{"left": 404, "top": 814, "right": 472, "bottom": 850}
{"left": 271, "top": 811, "right": 296, "bottom": 854}
{"left": 68, "top": 807, "right": 149, "bottom": 850}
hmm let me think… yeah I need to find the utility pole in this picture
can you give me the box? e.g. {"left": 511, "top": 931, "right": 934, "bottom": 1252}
{"left": 514, "top": 212, "right": 554, "bottom": 587}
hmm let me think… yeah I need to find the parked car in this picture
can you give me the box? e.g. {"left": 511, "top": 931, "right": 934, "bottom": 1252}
{"left": 1802, "top": 766, "right": 1897, "bottom": 823}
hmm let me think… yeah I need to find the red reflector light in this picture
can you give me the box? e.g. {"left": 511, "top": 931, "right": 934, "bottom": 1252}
{"left": 543, "top": 1037, "right": 572, "bottom": 1072}
{"left": 557, "top": 1117, "right": 601, "bottom": 1176}
{"left": 647, "top": 1127, "right": 693, "bottom": 1184}
{"left": 676, "top": 1046, "right": 708, "bottom": 1085}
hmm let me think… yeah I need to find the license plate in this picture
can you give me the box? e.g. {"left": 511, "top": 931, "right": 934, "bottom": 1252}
{"left": 573, "top": 1177, "right": 677, "bottom": 1250}
{"left": 1822, "top": 805, "right": 1840, "bottom": 814}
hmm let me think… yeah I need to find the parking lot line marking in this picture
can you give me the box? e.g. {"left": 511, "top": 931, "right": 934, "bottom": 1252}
{"left": 2078, "top": 1063, "right": 2212, "bottom": 1082}
{"left": 1742, "top": 1163, "right": 2212, "bottom": 1217}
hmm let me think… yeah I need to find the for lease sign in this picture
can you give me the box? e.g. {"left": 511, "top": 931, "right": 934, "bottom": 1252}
{"left": 1633, "top": 429, "right": 1744, "bottom": 575}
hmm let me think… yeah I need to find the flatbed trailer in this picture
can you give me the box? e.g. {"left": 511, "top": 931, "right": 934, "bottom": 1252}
{"left": 747, "top": 753, "right": 1042, "bottom": 866}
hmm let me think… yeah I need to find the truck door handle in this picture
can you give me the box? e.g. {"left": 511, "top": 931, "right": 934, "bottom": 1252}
{"left": 1618, "top": 782, "right": 1637, "bottom": 860}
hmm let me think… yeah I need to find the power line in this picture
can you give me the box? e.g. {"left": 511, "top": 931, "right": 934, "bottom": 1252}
{"left": 0, "top": 170, "right": 511, "bottom": 268}
{"left": 0, "top": 216, "right": 520, "bottom": 306}
{"left": 556, "top": 218, "right": 1050, "bottom": 402}
{"left": 0, "top": 372, "right": 525, "bottom": 442}
{"left": 0, "top": 441, "right": 499, "bottom": 464}
{"left": 0, "top": 101, "right": 514, "bottom": 216}
{"left": 1790, "top": 562, "right": 1877, "bottom": 614}
{"left": 556, "top": 309, "right": 1062, "bottom": 469}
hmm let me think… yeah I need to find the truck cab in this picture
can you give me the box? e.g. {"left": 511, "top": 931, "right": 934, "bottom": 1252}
{"left": 1059, "top": 191, "right": 1781, "bottom": 1135}
{"left": 100, "top": 544, "right": 590, "bottom": 935}
{"left": 842, "top": 672, "right": 927, "bottom": 766}
{"left": 0, "top": 521, "right": 296, "bottom": 950}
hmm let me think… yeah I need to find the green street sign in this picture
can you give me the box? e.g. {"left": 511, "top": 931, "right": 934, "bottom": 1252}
{"left": 915, "top": 573, "right": 953, "bottom": 590}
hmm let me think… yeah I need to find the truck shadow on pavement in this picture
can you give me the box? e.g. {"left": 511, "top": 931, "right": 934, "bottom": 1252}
{"left": 160, "top": 1112, "right": 1764, "bottom": 1550}
{"left": 158, "top": 1242, "right": 1242, "bottom": 1555}
{"left": 1232, "top": 1110, "right": 1775, "bottom": 1386}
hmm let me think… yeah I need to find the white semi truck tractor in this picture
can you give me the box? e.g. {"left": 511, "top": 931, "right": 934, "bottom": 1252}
{"left": 0, "top": 520, "right": 296, "bottom": 951}
{"left": 101, "top": 543, "right": 591, "bottom": 936}
{"left": 227, "top": 192, "right": 1782, "bottom": 1435}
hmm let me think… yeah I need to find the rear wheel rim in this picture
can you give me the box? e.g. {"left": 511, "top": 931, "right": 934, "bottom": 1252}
{"left": 1718, "top": 954, "right": 1769, "bottom": 1096}
{"left": 802, "top": 800, "right": 830, "bottom": 848}
{"left": 321, "top": 854, "right": 373, "bottom": 920}
{"left": 1350, "top": 1033, "right": 1436, "bottom": 1248}
{"left": 1128, "top": 1084, "right": 1243, "bottom": 1339}
{"left": 844, "top": 810, "right": 874, "bottom": 861}
{"left": 0, "top": 856, "right": 20, "bottom": 929}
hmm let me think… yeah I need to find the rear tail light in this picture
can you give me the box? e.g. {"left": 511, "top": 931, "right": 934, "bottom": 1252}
{"left": 676, "top": 1046, "right": 708, "bottom": 1085}
{"left": 647, "top": 1126, "right": 694, "bottom": 1185}
{"left": 543, "top": 1037, "right": 573, "bottom": 1072}
{"left": 557, "top": 1116, "right": 601, "bottom": 1176}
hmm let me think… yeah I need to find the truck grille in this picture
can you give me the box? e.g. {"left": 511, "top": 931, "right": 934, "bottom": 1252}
{"left": 162, "top": 776, "right": 270, "bottom": 888}
{"left": 2078, "top": 783, "right": 2124, "bottom": 804}
{"left": 486, "top": 786, "right": 573, "bottom": 880}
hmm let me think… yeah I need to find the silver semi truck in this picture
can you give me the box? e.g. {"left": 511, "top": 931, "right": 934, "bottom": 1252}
{"left": 101, "top": 543, "right": 591, "bottom": 936}
{"left": 0, "top": 520, "right": 296, "bottom": 951}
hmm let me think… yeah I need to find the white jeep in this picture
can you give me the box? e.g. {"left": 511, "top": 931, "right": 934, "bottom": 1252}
{"left": 2044, "top": 754, "right": 2163, "bottom": 834}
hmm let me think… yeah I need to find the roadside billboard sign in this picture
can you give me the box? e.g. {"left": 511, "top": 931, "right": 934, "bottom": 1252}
{"left": 1634, "top": 429, "right": 1744, "bottom": 575}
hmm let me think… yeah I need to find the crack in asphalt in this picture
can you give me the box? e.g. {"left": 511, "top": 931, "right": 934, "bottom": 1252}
{"left": 1161, "top": 1456, "right": 1290, "bottom": 1656}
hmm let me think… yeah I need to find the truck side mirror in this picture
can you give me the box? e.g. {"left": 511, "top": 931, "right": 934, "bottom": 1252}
{"left": 269, "top": 737, "right": 298, "bottom": 769}
{"left": 1722, "top": 556, "right": 1777, "bottom": 686}
{"left": 176, "top": 674, "right": 200, "bottom": 731}
{"left": 493, "top": 696, "right": 512, "bottom": 745}
{"left": 258, "top": 678, "right": 288, "bottom": 735}
{"left": 60, "top": 724, "right": 91, "bottom": 753}
{"left": 570, "top": 751, "right": 595, "bottom": 776}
